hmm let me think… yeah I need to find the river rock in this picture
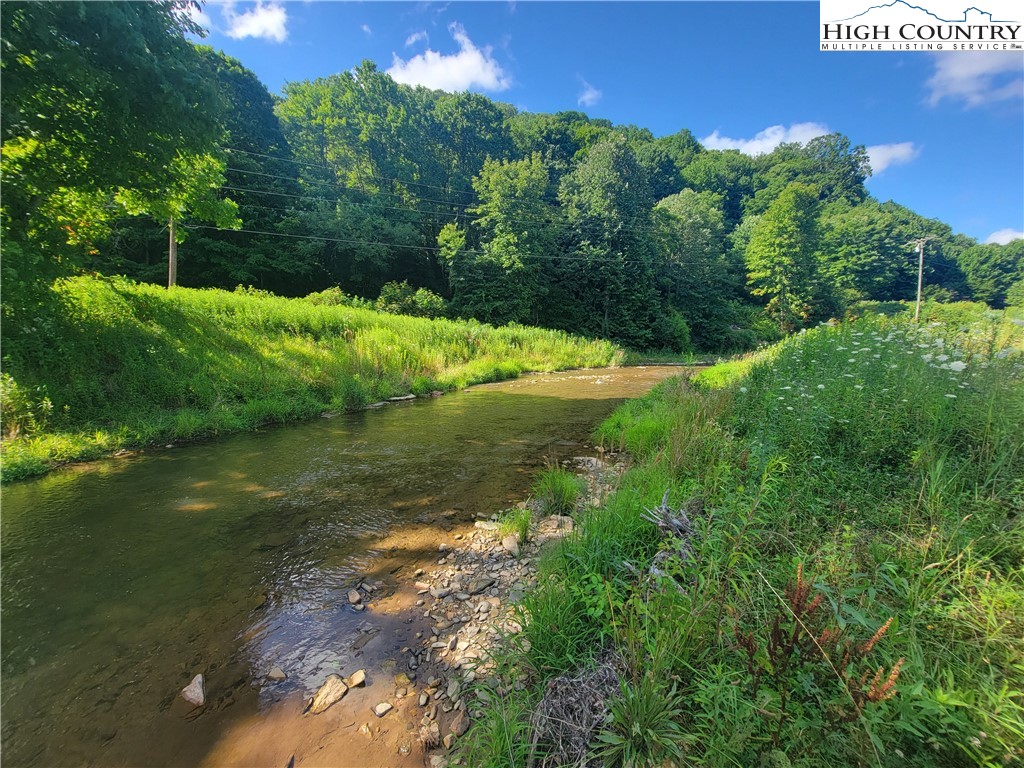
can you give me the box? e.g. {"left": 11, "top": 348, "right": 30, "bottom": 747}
{"left": 267, "top": 666, "right": 287, "bottom": 682}
{"left": 389, "top": 394, "right": 416, "bottom": 401}
{"left": 180, "top": 674, "right": 205, "bottom": 707}
{"left": 373, "top": 702, "right": 393, "bottom": 717}
{"left": 346, "top": 669, "right": 366, "bottom": 688}
{"left": 468, "top": 577, "right": 495, "bottom": 595}
{"left": 348, "top": 589, "right": 362, "bottom": 605}
{"left": 308, "top": 674, "right": 348, "bottom": 714}
{"left": 501, "top": 536, "right": 520, "bottom": 557}
{"left": 451, "top": 710, "right": 470, "bottom": 736}
{"left": 394, "top": 672, "right": 412, "bottom": 687}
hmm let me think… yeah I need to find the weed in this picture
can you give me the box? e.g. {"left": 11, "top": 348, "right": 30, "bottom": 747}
{"left": 532, "top": 467, "right": 584, "bottom": 517}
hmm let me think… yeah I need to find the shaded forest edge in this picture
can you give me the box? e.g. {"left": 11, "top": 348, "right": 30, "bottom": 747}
{"left": 460, "top": 312, "right": 1024, "bottom": 768}
{"left": 0, "top": 276, "right": 621, "bottom": 481}
{"left": 4, "top": 4, "right": 1024, "bottom": 368}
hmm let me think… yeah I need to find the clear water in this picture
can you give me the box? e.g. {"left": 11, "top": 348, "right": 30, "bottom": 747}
{"left": 0, "top": 367, "right": 681, "bottom": 766}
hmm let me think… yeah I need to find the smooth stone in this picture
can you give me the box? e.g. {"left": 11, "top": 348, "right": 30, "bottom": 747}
{"left": 451, "top": 711, "right": 469, "bottom": 736}
{"left": 419, "top": 692, "right": 429, "bottom": 706}
{"left": 346, "top": 669, "right": 366, "bottom": 688}
{"left": 180, "top": 674, "right": 205, "bottom": 707}
{"left": 443, "top": 733, "right": 456, "bottom": 750}
{"left": 267, "top": 666, "right": 287, "bottom": 682}
{"left": 373, "top": 702, "right": 393, "bottom": 717}
{"left": 394, "top": 672, "right": 412, "bottom": 687}
{"left": 348, "top": 590, "right": 363, "bottom": 605}
{"left": 308, "top": 674, "right": 348, "bottom": 715}
{"left": 501, "top": 536, "right": 520, "bottom": 557}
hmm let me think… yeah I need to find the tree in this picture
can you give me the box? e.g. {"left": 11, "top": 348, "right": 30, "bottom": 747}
{"left": 681, "top": 150, "right": 761, "bottom": 229}
{"left": 957, "top": 239, "right": 1024, "bottom": 307}
{"left": 114, "top": 152, "right": 241, "bottom": 287}
{"left": 1, "top": 1, "right": 223, "bottom": 290}
{"left": 446, "top": 154, "right": 552, "bottom": 324}
{"left": 556, "top": 135, "right": 667, "bottom": 348}
{"left": 653, "top": 190, "right": 739, "bottom": 349}
{"left": 745, "top": 182, "right": 821, "bottom": 331}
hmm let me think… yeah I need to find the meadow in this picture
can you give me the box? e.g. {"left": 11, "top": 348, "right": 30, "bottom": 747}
{"left": 0, "top": 276, "right": 621, "bottom": 480}
{"left": 464, "top": 311, "right": 1024, "bottom": 767}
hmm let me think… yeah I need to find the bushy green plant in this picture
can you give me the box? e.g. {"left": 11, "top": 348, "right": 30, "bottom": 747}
{"left": 532, "top": 468, "right": 584, "bottom": 517}
{"left": 499, "top": 506, "right": 532, "bottom": 546}
{"left": 375, "top": 280, "right": 448, "bottom": 319}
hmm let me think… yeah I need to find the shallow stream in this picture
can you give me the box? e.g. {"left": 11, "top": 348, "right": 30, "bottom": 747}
{"left": 0, "top": 366, "right": 681, "bottom": 766}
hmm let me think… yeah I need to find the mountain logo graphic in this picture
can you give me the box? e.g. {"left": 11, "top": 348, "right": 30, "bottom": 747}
{"left": 828, "top": 1, "right": 1017, "bottom": 24}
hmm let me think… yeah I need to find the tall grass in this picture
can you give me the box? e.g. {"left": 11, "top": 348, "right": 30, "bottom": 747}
{"left": 465, "top": 313, "right": 1024, "bottom": 767}
{"left": 0, "top": 276, "right": 622, "bottom": 480}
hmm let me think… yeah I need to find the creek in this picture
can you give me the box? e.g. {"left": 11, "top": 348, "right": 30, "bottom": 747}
{"left": 0, "top": 367, "right": 681, "bottom": 766}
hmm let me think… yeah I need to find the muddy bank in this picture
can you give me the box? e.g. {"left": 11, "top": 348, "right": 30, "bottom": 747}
{"left": 197, "top": 455, "right": 623, "bottom": 768}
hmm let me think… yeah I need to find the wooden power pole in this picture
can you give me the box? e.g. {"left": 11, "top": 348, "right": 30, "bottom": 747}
{"left": 907, "top": 237, "right": 934, "bottom": 322}
{"left": 168, "top": 217, "right": 177, "bottom": 288}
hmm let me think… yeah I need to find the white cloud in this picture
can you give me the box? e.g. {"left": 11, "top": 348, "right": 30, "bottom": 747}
{"left": 361, "top": 24, "right": 372, "bottom": 36}
{"left": 187, "top": 4, "right": 214, "bottom": 32}
{"left": 700, "top": 122, "right": 831, "bottom": 155}
{"left": 866, "top": 141, "right": 920, "bottom": 173}
{"left": 984, "top": 228, "right": 1024, "bottom": 245}
{"left": 926, "top": 53, "right": 1024, "bottom": 108}
{"left": 387, "top": 22, "right": 511, "bottom": 92}
{"left": 577, "top": 79, "right": 602, "bottom": 108}
{"left": 405, "top": 31, "right": 429, "bottom": 47}
{"left": 222, "top": 1, "right": 288, "bottom": 43}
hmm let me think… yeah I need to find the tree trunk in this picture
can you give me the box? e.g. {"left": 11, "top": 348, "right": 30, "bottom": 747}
{"left": 168, "top": 217, "right": 177, "bottom": 288}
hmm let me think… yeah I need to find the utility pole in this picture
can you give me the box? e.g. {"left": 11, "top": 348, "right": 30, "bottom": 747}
{"left": 168, "top": 217, "right": 177, "bottom": 288}
{"left": 906, "top": 237, "right": 934, "bottom": 322}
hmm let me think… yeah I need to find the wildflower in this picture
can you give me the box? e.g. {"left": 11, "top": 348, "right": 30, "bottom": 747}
{"left": 948, "top": 360, "right": 966, "bottom": 372}
{"left": 854, "top": 385, "right": 864, "bottom": 390}
{"left": 922, "top": 354, "right": 933, "bottom": 362}
{"left": 946, "top": 394, "right": 957, "bottom": 399}
{"left": 817, "top": 384, "right": 825, "bottom": 390}
{"left": 739, "top": 387, "right": 747, "bottom": 393}
{"left": 786, "top": 406, "right": 793, "bottom": 411}
{"left": 936, "top": 354, "right": 949, "bottom": 362}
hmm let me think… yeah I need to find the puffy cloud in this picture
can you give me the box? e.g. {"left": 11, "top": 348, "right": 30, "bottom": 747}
{"left": 984, "top": 228, "right": 1024, "bottom": 245}
{"left": 405, "top": 31, "right": 428, "bottom": 47}
{"left": 222, "top": 1, "right": 288, "bottom": 43}
{"left": 700, "top": 122, "right": 831, "bottom": 155}
{"left": 577, "top": 79, "right": 602, "bottom": 108}
{"left": 186, "top": 4, "right": 214, "bottom": 32}
{"left": 361, "top": 24, "right": 372, "bottom": 36}
{"left": 865, "top": 141, "right": 920, "bottom": 173}
{"left": 926, "top": 52, "right": 1024, "bottom": 108}
{"left": 387, "top": 22, "right": 511, "bottom": 92}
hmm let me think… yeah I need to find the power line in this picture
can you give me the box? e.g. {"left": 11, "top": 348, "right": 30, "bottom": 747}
{"left": 219, "top": 177, "right": 668, "bottom": 238}
{"left": 221, "top": 145, "right": 479, "bottom": 200}
{"left": 187, "top": 223, "right": 666, "bottom": 265}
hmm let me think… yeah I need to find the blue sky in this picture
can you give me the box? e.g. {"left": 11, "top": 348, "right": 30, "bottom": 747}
{"left": 192, "top": 1, "right": 1023, "bottom": 244}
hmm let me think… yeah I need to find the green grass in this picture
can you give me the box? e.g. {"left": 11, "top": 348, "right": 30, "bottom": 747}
{"left": 531, "top": 467, "right": 585, "bottom": 517}
{"left": 464, "top": 311, "right": 1024, "bottom": 767}
{"left": 0, "top": 275, "right": 622, "bottom": 480}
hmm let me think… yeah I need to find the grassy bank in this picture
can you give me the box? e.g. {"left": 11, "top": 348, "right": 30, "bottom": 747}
{"left": 0, "top": 276, "right": 622, "bottom": 480}
{"left": 465, "top": 312, "right": 1024, "bottom": 767}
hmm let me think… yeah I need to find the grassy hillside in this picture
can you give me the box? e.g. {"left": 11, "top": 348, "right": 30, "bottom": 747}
{"left": 465, "top": 312, "right": 1024, "bottom": 767}
{"left": 0, "top": 276, "right": 622, "bottom": 480}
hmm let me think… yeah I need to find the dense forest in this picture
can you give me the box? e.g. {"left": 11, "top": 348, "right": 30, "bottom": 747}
{"left": 3, "top": 2, "right": 1023, "bottom": 356}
